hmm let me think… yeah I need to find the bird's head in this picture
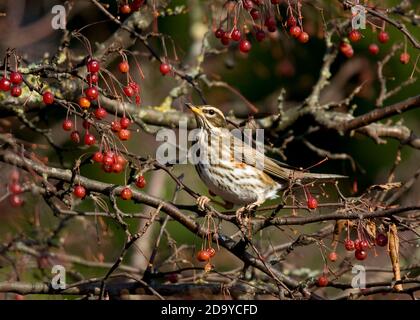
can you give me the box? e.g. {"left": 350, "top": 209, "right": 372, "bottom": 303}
{"left": 185, "top": 103, "right": 227, "bottom": 130}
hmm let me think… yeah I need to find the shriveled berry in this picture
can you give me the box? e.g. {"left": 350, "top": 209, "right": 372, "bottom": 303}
{"left": 250, "top": 8, "right": 260, "bottom": 20}
{"left": 207, "top": 247, "right": 216, "bottom": 258}
{"left": 82, "top": 120, "right": 91, "bottom": 129}
{"left": 375, "top": 233, "right": 388, "bottom": 247}
{"left": 62, "top": 119, "right": 73, "bottom": 131}
{"left": 287, "top": 16, "right": 297, "bottom": 27}
{"left": 87, "top": 73, "right": 99, "bottom": 84}
{"left": 256, "top": 29, "right": 266, "bottom": 42}
{"left": 70, "top": 131, "right": 81, "bottom": 143}
{"left": 265, "top": 16, "right": 277, "bottom": 32}
{"left": 242, "top": 0, "right": 253, "bottom": 11}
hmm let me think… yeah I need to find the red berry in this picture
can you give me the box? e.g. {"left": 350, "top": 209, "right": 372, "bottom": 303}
{"left": 215, "top": 28, "right": 224, "bottom": 39}
{"left": 62, "top": 119, "right": 73, "bottom": 131}
{"left": 287, "top": 16, "right": 297, "bottom": 27}
{"left": 111, "top": 121, "right": 121, "bottom": 132}
{"left": 289, "top": 26, "right": 302, "bottom": 38}
{"left": 344, "top": 239, "right": 355, "bottom": 251}
{"left": 123, "top": 85, "right": 135, "bottom": 97}
{"left": 317, "top": 275, "right": 328, "bottom": 287}
{"left": 9, "top": 194, "right": 24, "bottom": 207}
{"left": 239, "top": 39, "right": 252, "bottom": 53}
{"left": 231, "top": 28, "right": 241, "bottom": 41}
{"left": 10, "top": 71, "right": 23, "bottom": 85}
{"left": 79, "top": 97, "right": 91, "bottom": 108}
{"left": 103, "top": 155, "right": 115, "bottom": 167}
{"left": 82, "top": 120, "right": 91, "bottom": 129}
{"left": 159, "top": 63, "right": 171, "bottom": 75}
{"left": 92, "top": 151, "right": 104, "bottom": 163}
{"left": 197, "top": 250, "right": 211, "bottom": 262}
{"left": 400, "top": 52, "right": 410, "bottom": 64}
{"left": 242, "top": 0, "right": 253, "bottom": 11}
{"left": 94, "top": 107, "right": 107, "bottom": 119}
{"left": 118, "top": 129, "right": 131, "bottom": 141}
{"left": 11, "top": 86, "right": 22, "bottom": 97}
{"left": 354, "top": 239, "right": 362, "bottom": 251}
{"left": 355, "top": 249, "right": 367, "bottom": 261}
{"left": 136, "top": 175, "right": 146, "bottom": 188}
{"left": 102, "top": 164, "right": 113, "bottom": 173}
{"left": 120, "top": 4, "right": 131, "bottom": 14}
{"left": 120, "top": 187, "right": 132, "bottom": 200}
{"left": 119, "top": 61, "right": 130, "bottom": 73}
{"left": 256, "top": 29, "right": 266, "bottom": 42}
{"left": 207, "top": 247, "right": 216, "bottom": 257}
{"left": 368, "top": 43, "right": 379, "bottom": 55}
{"left": 0, "top": 77, "right": 11, "bottom": 91}
{"left": 85, "top": 87, "right": 99, "bottom": 100}
{"left": 307, "top": 196, "right": 318, "bottom": 209}
{"left": 73, "top": 185, "right": 86, "bottom": 198}
{"left": 87, "top": 59, "right": 100, "bottom": 73}
{"left": 328, "top": 252, "right": 338, "bottom": 262}
{"left": 265, "top": 16, "right": 277, "bottom": 32}
{"left": 87, "top": 73, "right": 99, "bottom": 84}
{"left": 130, "top": 0, "right": 144, "bottom": 11}
{"left": 250, "top": 8, "right": 260, "bottom": 20}
{"left": 298, "top": 32, "right": 310, "bottom": 43}
{"left": 349, "top": 29, "right": 362, "bottom": 42}
{"left": 112, "top": 162, "right": 123, "bottom": 173}
{"left": 360, "top": 240, "right": 369, "bottom": 250}
{"left": 42, "top": 91, "right": 54, "bottom": 104}
{"left": 84, "top": 133, "right": 96, "bottom": 146}
{"left": 9, "top": 182, "right": 23, "bottom": 194}
{"left": 271, "top": 0, "right": 281, "bottom": 4}
{"left": 221, "top": 33, "right": 230, "bottom": 46}
{"left": 129, "top": 81, "right": 140, "bottom": 93}
{"left": 70, "top": 131, "right": 81, "bottom": 143}
{"left": 378, "top": 31, "right": 389, "bottom": 43}
{"left": 340, "top": 42, "right": 354, "bottom": 58}
{"left": 115, "top": 155, "right": 127, "bottom": 166}
{"left": 375, "top": 233, "right": 388, "bottom": 247}
{"left": 120, "top": 117, "right": 131, "bottom": 129}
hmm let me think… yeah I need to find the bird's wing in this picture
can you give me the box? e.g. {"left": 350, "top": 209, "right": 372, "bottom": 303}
{"left": 231, "top": 135, "right": 346, "bottom": 181}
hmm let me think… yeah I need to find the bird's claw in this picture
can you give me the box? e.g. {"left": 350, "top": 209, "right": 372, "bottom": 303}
{"left": 197, "top": 196, "right": 211, "bottom": 211}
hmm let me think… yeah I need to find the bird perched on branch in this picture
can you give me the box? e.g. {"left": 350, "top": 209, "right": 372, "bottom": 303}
{"left": 186, "top": 103, "right": 346, "bottom": 221}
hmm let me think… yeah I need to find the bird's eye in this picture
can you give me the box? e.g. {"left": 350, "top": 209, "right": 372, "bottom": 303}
{"left": 208, "top": 109, "right": 215, "bottom": 115}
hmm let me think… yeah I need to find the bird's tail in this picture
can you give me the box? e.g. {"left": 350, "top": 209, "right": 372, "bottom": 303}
{"left": 287, "top": 170, "right": 347, "bottom": 182}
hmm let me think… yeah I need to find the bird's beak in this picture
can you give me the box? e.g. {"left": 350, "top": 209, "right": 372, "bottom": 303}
{"left": 185, "top": 103, "right": 203, "bottom": 115}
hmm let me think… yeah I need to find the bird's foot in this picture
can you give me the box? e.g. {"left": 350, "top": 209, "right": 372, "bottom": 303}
{"left": 197, "top": 195, "right": 211, "bottom": 211}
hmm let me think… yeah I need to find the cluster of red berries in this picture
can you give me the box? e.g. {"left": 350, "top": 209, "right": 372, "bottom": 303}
{"left": 343, "top": 233, "right": 388, "bottom": 261}
{"left": 92, "top": 149, "right": 128, "bottom": 174}
{"left": 119, "top": 0, "right": 145, "bottom": 15}
{"left": 340, "top": 29, "right": 410, "bottom": 64}
{"left": 8, "top": 170, "right": 24, "bottom": 208}
{"left": 214, "top": 1, "right": 310, "bottom": 54}
{"left": 0, "top": 71, "right": 24, "bottom": 98}
{"left": 118, "top": 60, "right": 141, "bottom": 104}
